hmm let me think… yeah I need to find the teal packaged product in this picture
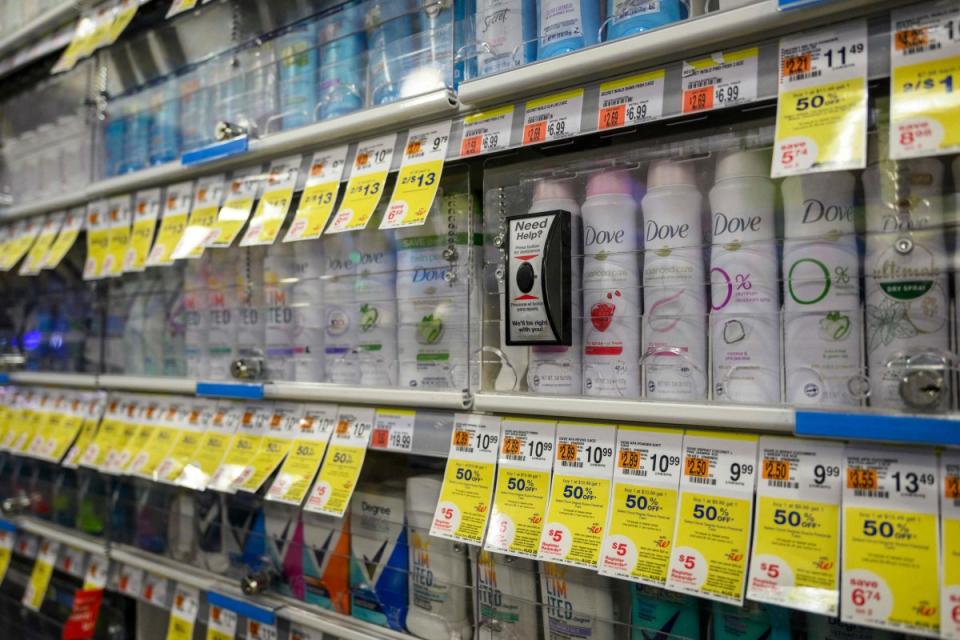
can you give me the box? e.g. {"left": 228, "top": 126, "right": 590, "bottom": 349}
{"left": 538, "top": 0, "right": 601, "bottom": 59}
{"left": 805, "top": 614, "right": 898, "bottom": 639}
{"left": 710, "top": 601, "right": 791, "bottom": 640}
{"left": 606, "top": 0, "right": 687, "bottom": 41}
{"left": 276, "top": 21, "right": 319, "bottom": 130}
{"left": 349, "top": 484, "right": 408, "bottom": 631}
{"left": 631, "top": 584, "right": 700, "bottom": 639}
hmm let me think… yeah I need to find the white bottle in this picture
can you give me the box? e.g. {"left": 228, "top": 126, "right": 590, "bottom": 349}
{"left": 540, "top": 561, "right": 616, "bottom": 639}
{"left": 235, "top": 247, "right": 266, "bottom": 372}
{"left": 183, "top": 255, "right": 210, "bottom": 379}
{"left": 581, "top": 170, "right": 641, "bottom": 398}
{"left": 405, "top": 475, "right": 472, "bottom": 640}
{"left": 395, "top": 192, "right": 471, "bottom": 390}
{"left": 263, "top": 243, "right": 296, "bottom": 381}
{"left": 863, "top": 157, "right": 949, "bottom": 410}
{"left": 290, "top": 240, "right": 325, "bottom": 382}
{"left": 708, "top": 149, "right": 781, "bottom": 404}
{"left": 640, "top": 160, "right": 708, "bottom": 400}
{"left": 205, "top": 250, "right": 239, "bottom": 380}
{"left": 321, "top": 233, "right": 360, "bottom": 384}
{"left": 782, "top": 172, "right": 861, "bottom": 406}
{"left": 527, "top": 179, "right": 582, "bottom": 395}
{"left": 472, "top": 549, "right": 539, "bottom": 639}
{"left": 355, "top": 222, "right": 398, "bottom": 387}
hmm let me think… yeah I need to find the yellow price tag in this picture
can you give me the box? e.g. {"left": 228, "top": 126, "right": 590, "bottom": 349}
{"left": 209, "top": 168, "right": 261, "bottom": 247}
{"left": 0, "top": 527, "right": 13, "bottom": 585}
{"left": 381, "top": 122, "right": 451, "bottom": 229}
{"left": 43, "top": 207, "right": 85, "bottom": 270}
{"left": 104, "top": 196, "right": 132, "bottom": 278}
{"left": 101, "top": 0, "right": 138, "bottom": 47}
{"left": 157, "top": 405, "right": 211, "bottom": 483}
{"left": 176, "top": 406, "right": 239, "bottom": 490}
{"left": 304, "top": 408, "right": 374, "bottom": 517}
{"left": 209, "top": 406, "right": 269, "bottom": 491}
{"left": 326, "top": 135, "right": 397, "bottom": 234}
{"left": 23, "top": 540, "right": 59, "bottom": 611}
{"left": 83, "top": 201, "right": 111, "bottom": 280}
{"left": 240, "top": 156, "right": 301, "bottom": 246}
{"left": 283, "top": 147, "right": 348, "bottom": 242}
{"left": 599, "top": 426, "right": 683, "bottom": 586}
{"left": 234, "top": 405, "right": 300, "bottom": 492}
{"left": 124, "top": 189, "right": 161, "bottom": 271}
{"left": 2, "top": 219, "right": 41, "bottom": 272}
{"left": 941, "top": 452, "right": 960, "bottom": 638}
{"left": 175, "top": 176, "right": 225, "bottom": 259}
{"left": 430, "top": 414, "right": 499, "bottom": 545}
{"left": 266, "top": 405, "right": 337, "bottom": 505}
{"left": 666, "top": 431, "right": 758, "bottom": 605}
{"left": 773, "top": 21, "right": 869, "bottom": 176}
{"left": 485, "top": 418, "right": 556, "bottom": 559}
{"left": 165, "top": 586, "right": 199, "bottom": 640}
{"left": 147, "top": 182, "right": 194, "bottom": 266}
{"left": 841, "top": 446, "right": 940, "bottom": 636}
{"left": 20, "top": 213, "right": 64, "bottom": 276}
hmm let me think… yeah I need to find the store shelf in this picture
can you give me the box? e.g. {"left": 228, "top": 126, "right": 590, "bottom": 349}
{"left": 473, "top": 392, "right": 795, "bottom": 432}
{"left": 457, "top": 0, "right": 899, "bottom": 109}
{"left": 276, "top": 596, "right": 421, "bottom": 640}
{"left": 97, "top": 374, "right": 198, "bottom": 395}
{"left": 1, "top": 88, "right": 459, "bottom": 221}
{"left": 265, "top": 381, "right": 471, "bottom": 411}
{"left": 7, "top": 372, "right": 98, "bottom": 389}
{"left": 15, "top": 517, "right": 107, "bottom": 555}
{"left": 110, "top": 544, "right": 222, "bottom": 592}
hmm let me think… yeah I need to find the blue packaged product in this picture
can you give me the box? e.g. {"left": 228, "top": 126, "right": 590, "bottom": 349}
{"left": 538, "top": 0, "right": 601, "bottom": 59}
{"left": 454, "top": 0, "right": 476, "bottom": 83}
{"left": 474, "top": 0, "right": 537, "bottom": 77}
{"left": 276, "top": 22, "right": 319, "bottom": 130}
{"left": 318, "top": 2, "right": 366, "bottom": 120}
{"left": 349, "top": 485, "right": 409, "bottom": 631}
{"left": 123, "top": 93, "right": 150, "bottom": 173}
{"left": 711, "top": 601, "right": 792, "bottom": 640}
{"left": 606, "top": 0, "right": 687, "bottom": 41}
{"left": 631, "top": 584, "right": 700, "bottom": 639}
{"left": 149, "top": 80, "right": 180, "bottom": 165}
{"left": 213, "top": 55, "right": 245, "bottom": 134}
{"left": 367, "top": 1, "right": 417, "bottom": 106}
{"left": 104, "top": 104, "right": 126, "bottom": 178}
{"left": 242, "top": 42, "right": 279, "bottom": 136}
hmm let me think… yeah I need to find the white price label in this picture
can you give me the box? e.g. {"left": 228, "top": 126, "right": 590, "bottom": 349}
{"left": 598, "top": 70, "right": 666, "bottom": 130}
{"left": 522, "top": 89, "right": 584, "bottom": 145}
{"left": 681, "top": 49, "right": 758, "bottom": 114}
{"left": 459, "top": 106, "right": 514, "bottom": 157}
{"left": 370, "top": 408, "right": 415, "bottom": 452}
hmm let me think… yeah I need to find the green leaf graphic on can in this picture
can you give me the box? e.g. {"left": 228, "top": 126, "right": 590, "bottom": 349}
{"left": 359, "top": 304, "right": 379, "bottom": 331}
{"left": 417, "top": 314, "right": 444, "bottom": 344}
{"left": 788, "top": 257, "right": 831, "bottom": 305}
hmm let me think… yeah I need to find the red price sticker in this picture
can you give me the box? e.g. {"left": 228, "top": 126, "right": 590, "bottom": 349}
{"left": 460, "top": 135, "right": 483, "bottom": 156}
{"left": 895, "top": 27, "right": 929, "bottom": 51}
{"left": 370, "top": 429, "right": 389, "bottom": 449}
{"left": 782, "top": 52, "right": 812, "bottom": 77}
{"left": 523, "top": 121, "right": 547, "bottom": 145}
{"left": 598, "top": 105, "right": 627, "bottom": 130}
{"left": 682, "top": 87, "right": 714, "bottom": 113}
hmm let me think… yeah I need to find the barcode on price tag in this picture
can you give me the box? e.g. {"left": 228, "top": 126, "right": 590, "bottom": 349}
{"left": 523, "top": 89, "right": 584, "bottom": 145}
{"left": 681, "top": 48, "right": 758, "bottom": 114}
{"left": 460, "top": 106, "right": 514, "bottom": 156}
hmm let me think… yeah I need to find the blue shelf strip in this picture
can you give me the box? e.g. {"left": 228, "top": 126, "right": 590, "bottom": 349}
{"left": 206, "top": 591, "right": 275, "bottom": 626}
{"left": 0, "top": 519, "right": 16, "bottom": 534}
{"left": 182, "top": 136, "right": 249, "bottom": 166}
{"left": 196, "top": 381, "right": 264, "bottom": 401}
{"left": 778, "top": 0, "right": 829, "bottom": 10}
{"left": 0, "top": 373, "right": 9, "bottom": 384}
{"left": 796, "top": 410, "right": 960, "bottom": 446}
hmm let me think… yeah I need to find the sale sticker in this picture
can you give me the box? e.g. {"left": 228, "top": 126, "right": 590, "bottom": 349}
{"left": 370, "top": 408, "right": 415, "bottom": 452}
{"left": 666, "top": 431, "right": 758, "bottom": 605}
{"left": 240, "top": 155, "right": 302, "bottom": 246}
{"left": 598, "top": 70, "right": 666, "bottom": 130}
{"left": 166, "top": 0, "right": 199, "bottom": 19}
{"left": 52, "top": 12, "right": 98, "bottom": 74}
{"left": 747, "top": 436, "right": 843, "bottom": 615}
{"left": 206, "top": 167, "right": 261, "bottom": 248}
{"left": 63, "top": 397, "right": 105, "bottom": 469}
{"left": 47, "top": 398, "right": 86, "bottom": 463}
{"left": 381, "top": 121, "right": 452, "bottom": 229}
{"left": 459, "top": 105, "right": 514, "bottom": 157}
{"left": 206, "top": 600, "right": 239, "bottom": 640}
{"left": 773, "top": 20, "right": 869, "bottom": 176}
{"left": 246, "top": 620, "right": 278, "bottom": 640}
{"left": 304, "top": 406, "right": 375, "bottom": 517}
{"left": 430, "top": 413, "right": 501, "bottom": 545}
{"left": 681, "top": 48, "right": 758, "bottom": 114}
{"left": 327, "top": 135, "right": 397, "bottom": 233}
{"left": 266, "top": 404, "right": 337, "bottom": 505}
{"left": 173, "top": 174, "right": 226, "bottom": 259}
{"left": 147, "top": 181, "right": 194, "bottom": 266}
{"left": 157, "top": 402, "right": 214, "bottom": 484}
{"left": 83, "top": 555, "right": 109, "bottom": 590}
{"left": 234, "top": 403, "right": 302, "bottom": 493}
{"left": 175, "top": 403, "right": 240, "bottom": 490}
{"left": 165, "top": 585, "right": 199, "bottom": 640}
{"left": 42, "top": 206, "right": 86, "bottom": 270}
{"left": 538, "top": 422, "right": 615, "bottom": 568}
{"left": 283, "top": 146, "right": 349, "bottom": 241}
{"left": 20, "top": 212, "right": 64, "bottom": 276}
{"left": 841, "top": 445, "right": 940, "bottom": 637}
{"left": 941, "top": 451, "right": 960, "bottom": 639}
{"left": 59, "top": 546, "right": 86, "bottom": 579}
{"left": 124, "top": 189, "right": 161, "bottom": 272}
{"left": 599, "top": 426, "right": 684, "bottom": 586}
{"left": 117, "top": 564, "right": 144, "bottom": 598}
{"left": 890, "top": 3, "right": 960, "bottom": 158}
{"left": 142, "top": 573, "right": 169, "bottom": 608}
{"left": 484, "top": 418, "right": 557, "bottom": 559}
{"left": 101, "top": 398, "right": 142, "bottom": 474}
{"left": 0, "top": 522, "right": 15, "bottom": 586}
{"left": 83, "top": 200, "right": 110, "bottom": 280}
{"left": 130, "top": 401, "right": 188, "bottom": 480}
{"left": 5, "top": 218, "right": 42, "bottom": 272}
{"left": 103, "top": 195, "right": 132, "bottom": 277}
{"left": 209, "top": 404, "right": 271, "bottom": 492}
{"left": 522, "top": 88, "right": 584, "bottom": 145}
{"left": 23, "top": 539, "right": 60, "bottom": 610}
